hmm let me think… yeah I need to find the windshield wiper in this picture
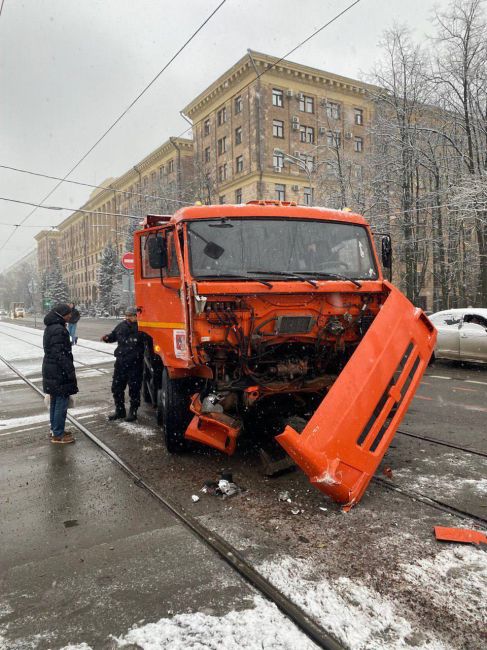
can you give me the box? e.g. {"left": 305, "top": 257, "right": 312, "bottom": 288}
{"left": 199, "top": 273, "right": 272, "bottom": 288}
{"left": 248, "top": 269, "right": 318, "bottom": 288}
{"left": 299, "top": 272, "right": 362, "bottom": 288}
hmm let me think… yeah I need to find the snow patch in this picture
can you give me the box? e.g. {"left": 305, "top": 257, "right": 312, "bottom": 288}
{"left": 112, "top": 595, "right": 317, "bottom": 649}
{"left": 401, "top": 546, "right": 487, "bottom": 623}
{"left": 394, "top": 466, "right": 487, "bottom": 496}
{"left": 0, "top": 406, "right": 105, "bottom": 430}
{"left": 116, "top": 421, "right": 157, "bottom": 438}
{"left": 258, "top": 556, "right": 446, "bottom": 650}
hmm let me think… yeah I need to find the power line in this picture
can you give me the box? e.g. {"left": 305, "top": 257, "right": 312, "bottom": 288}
{"left": 0, "top": 0, "right": 5, "bottom": 18}
{"left": 0, "top": 0, "right": 227, "bottom": 252}
{"left": 0, "top": 164, "right": 193, "bottom": 206}
{"left": 0, "top": 196, "right": 141, "bottom": 220}
{"left": 177, "top": 0, "right": 364, "bottom": 139}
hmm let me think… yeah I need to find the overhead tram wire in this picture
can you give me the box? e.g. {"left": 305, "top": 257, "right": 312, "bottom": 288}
{"left": 0, "top": 0, "right": 228, "bottom": 253}
{"left": 0, "top": 196, "right": 142, "bottom": 220}
{"left": 175, "top": 0, "right": 364, "bottom": 140}
{"left": 0, "top": 164, "right": 194, "bottom": 208}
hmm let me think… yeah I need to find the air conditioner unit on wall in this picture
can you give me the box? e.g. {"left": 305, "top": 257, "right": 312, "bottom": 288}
{"left": 286, "top": 89, "right": 293, "bottom": 97}
{"left": 291, "top": 185, "right": 299, "bottom": 191}
{"left": 292, "top": 122, "right": 300, "bottom": 130}
{"left": 274, "top": 166, "right": 282, "bottom": 173}
{"left": 345, "top": 131, "right": 353, "bottom": 139}
{"left": 292, "top": 115, "right": 300, "bottom": 123}
{"left": 318, "top": 127, "right": 326, "bottom": 135}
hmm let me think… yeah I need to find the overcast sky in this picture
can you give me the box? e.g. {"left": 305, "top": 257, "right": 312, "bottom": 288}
{"left": 0, "top": 0, "right": 447, "bottom": 271}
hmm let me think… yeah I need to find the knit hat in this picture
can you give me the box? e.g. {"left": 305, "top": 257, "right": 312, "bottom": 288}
{"left": 125, "top": 307, "right": 137, "bottom": 317}
{"left": 53, "top": 303, "right": 72, "bottom": 317}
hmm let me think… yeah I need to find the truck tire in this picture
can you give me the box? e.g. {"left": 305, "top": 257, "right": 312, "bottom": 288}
{"left": 142, "top": 359, "right": 153, "bottom": 404}
{"left": 157, "top": 369, "right": 193, "bottom": 453}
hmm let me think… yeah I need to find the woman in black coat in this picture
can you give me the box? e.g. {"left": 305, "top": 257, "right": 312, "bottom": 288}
{"left": 42, "top": 304, "right": 78, "bottom": 444}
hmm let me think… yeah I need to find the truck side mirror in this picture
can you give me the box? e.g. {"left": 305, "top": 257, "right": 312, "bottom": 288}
{"left": 381, "top": 235, "right": 392, "bottom": 270}
{"left": 148, "top": 235, "right": 168, "bottom": 269}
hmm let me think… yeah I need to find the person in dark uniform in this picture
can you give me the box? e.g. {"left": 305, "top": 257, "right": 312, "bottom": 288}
{"left": 42, "top": 303, "right": 78, "bottom": 444}
{"left": 102, "top": 307, "right": 146, "bottom": 422}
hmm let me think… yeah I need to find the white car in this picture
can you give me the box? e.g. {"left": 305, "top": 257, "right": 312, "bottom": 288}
{"left": 429, "top": 308, "right": 487, "bottom": 364}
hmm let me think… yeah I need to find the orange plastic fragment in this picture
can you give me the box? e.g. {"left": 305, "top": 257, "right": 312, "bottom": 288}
{"left": 434, "top": 526, "right": 487, "bottom": 545}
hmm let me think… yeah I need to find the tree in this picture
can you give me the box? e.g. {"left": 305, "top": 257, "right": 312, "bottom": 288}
{"left": 98, "top": 242, "right": 123, "bottom": 314}
{"left": 46, "top": 258, "right": 69, "bottom": 304}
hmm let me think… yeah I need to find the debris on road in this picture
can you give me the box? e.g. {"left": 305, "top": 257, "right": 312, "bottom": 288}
{"left": 434, "top": 526, "right": 487, "bottom": 545}
{"left": 191, "top": 494, "right": 200, "bottom": 503}
{"left": 278, "top": 490, "right": 292, "bottom": 502}
{"left": 259, "top": 448, "right": 296, "bottom": 477}
{"left": 383, "top": 467, "right": 394, "bottom": 479}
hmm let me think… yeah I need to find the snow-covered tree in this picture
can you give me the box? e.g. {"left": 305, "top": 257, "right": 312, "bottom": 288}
{"left": 47, "top": 258, "right": 69, "bottom": 304}
{"left": 98, "top": 242, "right": 123, "bottom": 314}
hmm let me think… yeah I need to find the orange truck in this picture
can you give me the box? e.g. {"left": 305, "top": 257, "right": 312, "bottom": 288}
{"left": 134, "top": 201, "right": 436, "bottom": 509}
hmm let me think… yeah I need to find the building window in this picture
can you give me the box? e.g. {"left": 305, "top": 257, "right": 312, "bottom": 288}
{"left": 304, "top": 187, "right": 313, "bottom": 205}
{"left": 234, "top": 95, "right": 242, "bottom": 114}
{"left": 327, "top": 130, "right": 341, "bottom": 148}
{"left": 217, "top": 136, "right": 227, "bottom": 155}
{"left": 275, "top": 184, "right": 286, "bottom": 201}
{"left": 218, "top": 164, "right": 227, "bottom": 182}
{"left": 273, "top": 151, "right": 284, "bottom": 169}
{"left": 354, "top": 108, "right": 364, "bottom": 125}
{"left": 236, "top": 155, "right": 244, "bottom": 173}
{"left": 300, "top": 125, "right": 315, "bottom": 144}
{"left": 159, "top": 166, "right": 164, "bottom": 179}
{"left": 272, "top": 88, "right": 284, "bottom": 107}
{"left": 168, "top": 159, "right": 174, "bottom": 173}
{"left": 217, "top": 107, "right": 227, "bottom": 125}
{"left": 204, "top": 147, "right": 210, "bottom": 163}
{"left": 219, "top": 195, "right": 226, "bottom": 204}
{"left": 326, "top": 161, "right": 338, "bottom": 177}
{"left": 204, "top": 118, "right": 211, "bottom": 136}
{"left": 299, "top": 95, "right": 314, "bottom": 113}
{"left": 235, "top": 126, "right": 242, "bottom": 145}
{"left": 354, "top": 136, "right": 363, "bottom": 152}
{"left": 235, "top": 188, "right": 242, "bottom": 204}
{"left": 143, "top": 176, "right": 148, "bottom": 187}
{"left": 326, "top": 101, "right": 341, "bottom": 120}
{"left": 273, "top": 120, "right": 284, "bottom": 138}
{"left": 354, "top": 164, "right": 363, "bottom": 180}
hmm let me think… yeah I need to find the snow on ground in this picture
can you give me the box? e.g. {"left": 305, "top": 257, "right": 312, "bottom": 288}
{"left": 0, "top": 322, "right": 114, "bottom": 371}
{"left": 110, "top": 595, "right": 317, "bottom": 650}
{"left": 258, "top": 556, "right": 447, "bottom": 650}
{"left": 400, "top": 546, "right": 487, "bottom": 625}
{"left": 116, "top": 421, "right": 158, "bottom": 439}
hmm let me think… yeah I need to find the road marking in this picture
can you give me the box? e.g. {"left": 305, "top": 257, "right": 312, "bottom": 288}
{"left": 465, "top": 380, "right": 487, "bottom": 386}
{"left": 429, "top": 375, "right": 452, "bottom": 380}
{"left": 453, "top": 387, "right": 478, "bottom": 393}
{"left": 415, "top": 395, "right": 433, "bottom": 401}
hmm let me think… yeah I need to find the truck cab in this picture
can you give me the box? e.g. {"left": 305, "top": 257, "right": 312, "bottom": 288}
{"left": 134, "top": 201, "right": 435, "bottom": 508}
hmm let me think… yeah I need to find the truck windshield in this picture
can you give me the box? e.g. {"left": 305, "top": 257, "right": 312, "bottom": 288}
{"left": 188, "top": 218, "right": 378, "bottom": 280}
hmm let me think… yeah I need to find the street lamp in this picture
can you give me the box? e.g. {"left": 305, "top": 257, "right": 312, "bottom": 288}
{"left": 273, "top": 149, "right": 313, "bottom": 205}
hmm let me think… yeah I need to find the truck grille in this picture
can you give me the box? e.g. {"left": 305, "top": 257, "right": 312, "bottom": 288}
{"left": 276, "top": 315, "right": 314, "bottom": 334}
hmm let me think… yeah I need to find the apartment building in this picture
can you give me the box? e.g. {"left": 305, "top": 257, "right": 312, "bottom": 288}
{"left": 35, "top": 137, "right": 193, "bottom": 305}
{"left": 183, "top": 50, "right": 377, "bottom": 208}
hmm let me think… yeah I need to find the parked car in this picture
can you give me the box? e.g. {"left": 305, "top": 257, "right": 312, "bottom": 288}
{"left": 0, "top": 309, "right": 7, "bottom": 316}
{"left": 429, "top": 308, "right": 487, "bottom": 364}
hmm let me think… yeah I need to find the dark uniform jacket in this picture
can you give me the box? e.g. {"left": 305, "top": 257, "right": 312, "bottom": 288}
{"left": 104, "top": 320, "right": 146, "bottom": 365}
{"left": 42, "top": 310, "right": 78, "bottom": 396}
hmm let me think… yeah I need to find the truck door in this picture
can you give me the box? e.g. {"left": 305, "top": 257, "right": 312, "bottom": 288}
{"left": 459, "top": 314, "right": 487, "bottom": 362}
{"left": 137, "top": 228, "right": 188, "bottom": 368}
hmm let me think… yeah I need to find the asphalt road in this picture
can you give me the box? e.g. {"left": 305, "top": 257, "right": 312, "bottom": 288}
{"left": 1, "top": 317, "right": 486, "bottom": 649}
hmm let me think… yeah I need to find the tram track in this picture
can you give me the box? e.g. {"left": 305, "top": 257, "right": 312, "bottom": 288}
{"left": 0, "top": 351, "right": 344, "bottom": 650}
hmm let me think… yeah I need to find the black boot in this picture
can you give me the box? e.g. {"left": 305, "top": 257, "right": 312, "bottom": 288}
{"left": 108, "top": 406, "right": 126, "bottom": 421}
{"left": 125, "top": 407, "right": 138, "bottom": 422}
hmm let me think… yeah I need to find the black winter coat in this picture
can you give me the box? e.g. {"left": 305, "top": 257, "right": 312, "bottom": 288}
{"left": 104, "top": 320, "right": 146, "bottom": 365}
{"left": 42, "top": 310, "right": 79, "bottom": 396}
{"left": 70, "top": 308, "right": 81, "bottom": 324}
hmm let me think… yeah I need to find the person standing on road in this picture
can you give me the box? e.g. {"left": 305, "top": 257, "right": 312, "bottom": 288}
{"left": 101, "top": 307, "right": 146, "bottom": 423}
{"left": 42, "top": 303, "right": 78, "bottom": 444}
{"left": 67, "top": 302, "right": 80, "bottom": 344}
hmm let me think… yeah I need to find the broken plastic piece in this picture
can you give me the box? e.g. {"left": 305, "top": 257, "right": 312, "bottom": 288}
{"left": 276, "top": 285, "right": 435, "bottom": 509}
{"left": 191, "top": 494, "right": 200, "bottom": 503}
{"left": 278, "top": 491, "right": 291, "bottom": 502}
{"left": 434, "top": 526, "right": 487, "bottom": 545}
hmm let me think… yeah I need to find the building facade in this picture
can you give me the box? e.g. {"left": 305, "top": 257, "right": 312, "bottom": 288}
{"left": 36, "top": 137, "right": 193, "bottom": 306}
{"left": 183, "top": 51, "right": 376, "bottom": 209}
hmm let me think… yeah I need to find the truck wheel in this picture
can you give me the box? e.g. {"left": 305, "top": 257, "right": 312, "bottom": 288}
{"left": 157, "top": 369, "right": 193, "bottom": 453}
